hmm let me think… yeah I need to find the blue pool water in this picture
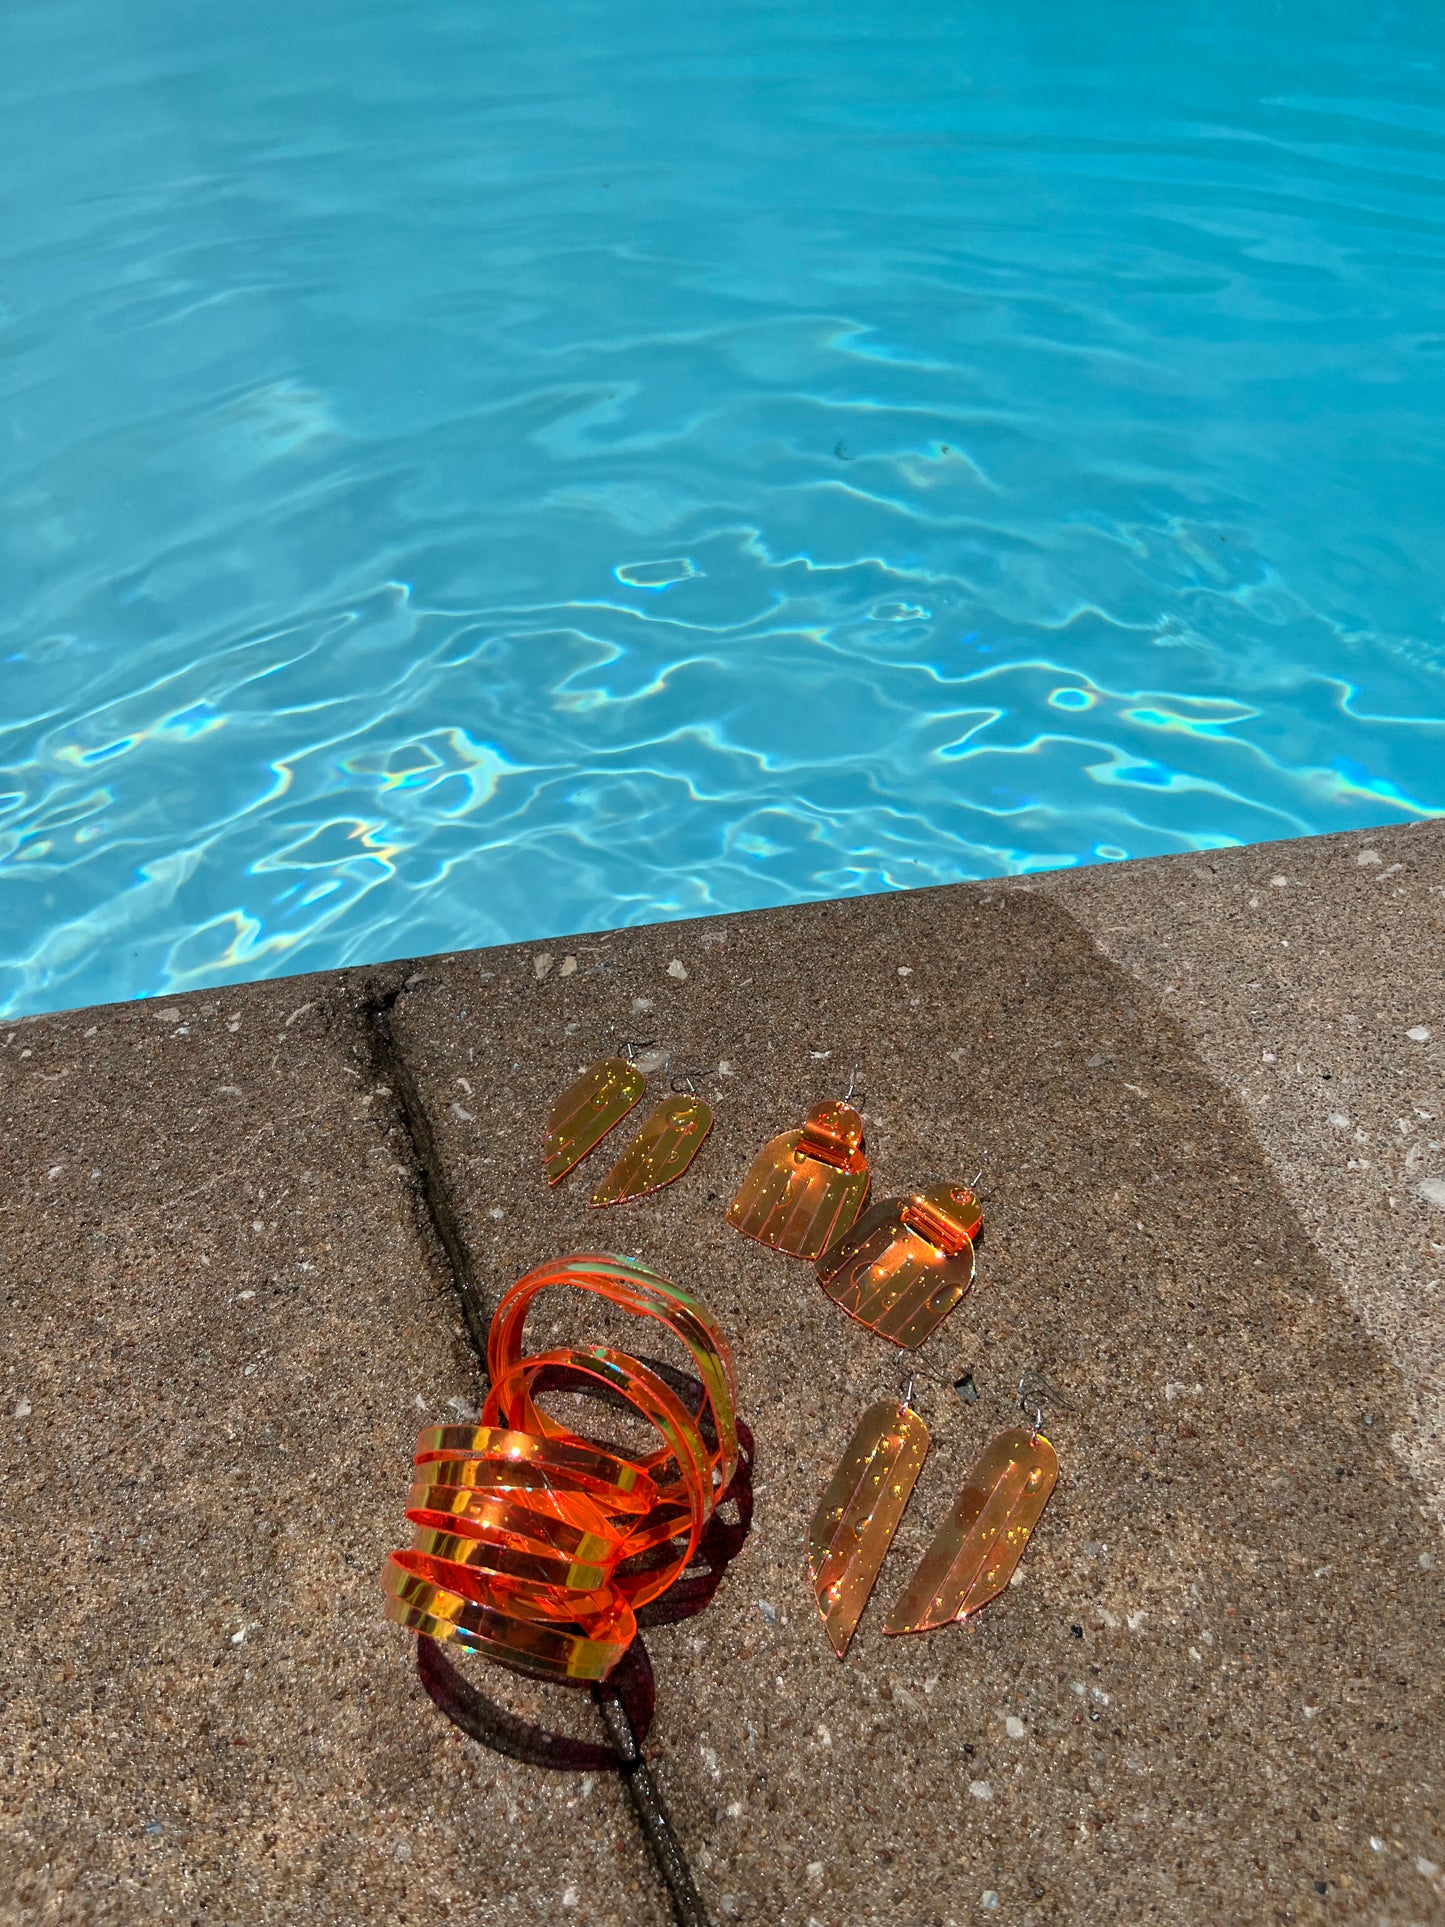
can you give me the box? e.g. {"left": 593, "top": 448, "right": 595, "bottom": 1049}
{"left": 3, "top": 1, "right": 1444, "bottom": 1016}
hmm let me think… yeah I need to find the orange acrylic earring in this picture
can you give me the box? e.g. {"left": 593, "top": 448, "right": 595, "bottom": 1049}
{"left": 816, "top": 1177, "right": 982, "bottom": 1349}
{"left": 808, "top": 1385, "right": 928, "bottom": 1657}
{"left": 590, "top": 1074, "right": 714, "bottom": 1207}
{"left": 727, "top": 1085, "right": 870, "bottom": 1259}
{"left": 542, "top": 1049, "right": 647, "bottom": 1184}
{"left": 884, "top": 1383, "right": 1058, "bottom": 1636}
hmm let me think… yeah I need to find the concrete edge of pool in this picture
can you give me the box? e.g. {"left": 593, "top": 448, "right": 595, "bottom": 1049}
{"left": 2, "top": 820, "right": 1441, "bottom": 1925}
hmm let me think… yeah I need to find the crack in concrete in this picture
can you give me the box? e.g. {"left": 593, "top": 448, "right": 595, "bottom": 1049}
{"left": 365, "top": 975, "right": 492, "bottom": 1361}
{"left": 362, "top": 975, "right": 713, "bottom": 1927}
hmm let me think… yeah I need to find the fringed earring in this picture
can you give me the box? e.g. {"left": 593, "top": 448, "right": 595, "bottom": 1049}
{"left": 816, "top": 1169, "right": 983, "bottom": 1348}
{"left": 727, "top": 1071, "right": 870, "bottom": 1258}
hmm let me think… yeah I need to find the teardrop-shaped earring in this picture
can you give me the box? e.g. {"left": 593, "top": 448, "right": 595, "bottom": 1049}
{"left": 590, "top": 1073, "right": 714, "bottom": 1206}
{"left": 541, "top": 1046, "right": 647, "bottom": 1184}
{"left": 807, "top": 1385, "right": 928, "bottom": 1657}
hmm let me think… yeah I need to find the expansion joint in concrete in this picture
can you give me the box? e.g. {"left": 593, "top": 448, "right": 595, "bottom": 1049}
{"left": 362, "top": 974, "right": 493, "bottom": 1362}
{"left": 359, "top": 975, "right": 714, "bottom": 1927}
{"left": 593, "top": 1692, "right": 713, "bottom": 1927}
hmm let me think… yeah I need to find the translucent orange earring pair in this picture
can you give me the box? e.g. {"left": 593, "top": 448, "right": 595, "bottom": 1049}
{"left": 808, "top": 1382, "right": 1058, "bottom": 1657}
{"left": 726, "top": 1085, "right": 983, "bottom": 1351}
{"left": 542, "top": 1050, "right": 712, "bottom": 1206}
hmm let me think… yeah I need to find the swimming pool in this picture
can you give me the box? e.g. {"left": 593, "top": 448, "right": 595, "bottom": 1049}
{"left": 3, "top": 0, "right": 1443, "bottom": 1017}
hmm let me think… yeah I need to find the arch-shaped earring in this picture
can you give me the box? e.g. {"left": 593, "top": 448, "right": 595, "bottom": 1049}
{"left": 727, "top": 1082, "right": 870, "bottom": 1258}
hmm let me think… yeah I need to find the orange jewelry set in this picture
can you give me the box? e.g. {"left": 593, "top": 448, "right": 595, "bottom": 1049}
{"left": 382, "top": 1061, "right": 1059, "bottom": 1682}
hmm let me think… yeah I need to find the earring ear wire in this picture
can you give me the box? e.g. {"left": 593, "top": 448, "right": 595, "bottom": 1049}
{"left": 1018, "top": 1376, "right": 1043, "bottom": 1446}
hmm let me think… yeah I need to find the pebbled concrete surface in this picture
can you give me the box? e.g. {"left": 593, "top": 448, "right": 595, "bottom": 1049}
{"left": 1039, "top": 818, "right": 1445, "bottom": 1521}
{"left": 390, "top": 868, "right": 1444, "bottom": 1927}
{"left": 2, "top": 823, "right": 1443, "bottom": 1927}
{"left": 0, "top": 984, "right": 665, "bottom": 1927}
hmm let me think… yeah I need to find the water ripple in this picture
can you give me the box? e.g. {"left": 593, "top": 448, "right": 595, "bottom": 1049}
{"left": 2, "top": 0, "right": 1443, "bottom": 1014}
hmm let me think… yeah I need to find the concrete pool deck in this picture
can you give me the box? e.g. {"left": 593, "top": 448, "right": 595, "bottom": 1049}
{"left": 2, "top": 820, "right": 1442, "bottom": 1926}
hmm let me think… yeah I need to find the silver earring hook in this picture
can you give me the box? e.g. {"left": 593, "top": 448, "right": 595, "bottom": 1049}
{"left": 1018, "top": 1375, "right": 1043, "bottom": 1444}
{"left": 968, "top": 1150, "right": 989, "bottom": 1191}
{"left": 669, "top": 1064, "right": 698, "bottom": 1096}
{"left": 615, "top": 1035, "right": 657, "bottom": 1066}
{"left": 901, "top": 1375, "right": 915, "bottom": 1414}
{"left": 843, "top": 1063, "right": 863, "bottom": 1106}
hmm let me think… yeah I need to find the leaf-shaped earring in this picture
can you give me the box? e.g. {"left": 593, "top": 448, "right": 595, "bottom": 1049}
{"left": 590, "top": 1075, "right": 714, "bottom": 1207}
{"left": 807, "top": 1388, "right": 929, "bottom": 1657}
{"left": 727, "top": 1092, "right": 870, "bottom": 1258}
{"left": 884, "top": 1391, "right": 1057, "bottom": 1636}
{"left": 816, "top": 1177, "right": 982, "bottom": 1349}
{"left": 542, "top": 1050, "right": 646, "bottom": 1184}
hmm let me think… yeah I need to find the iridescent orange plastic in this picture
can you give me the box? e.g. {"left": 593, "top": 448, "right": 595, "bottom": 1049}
{"left": 726, "top": 1099, "right": 870, "bottom": 1258}
{"left": 808, "top": 1399, "right": 929, "bottom": 1657}
{"left": 382, "top": 1255, "right": 739, "bottom": 1684}
{"left": 883, "top": 1426, "right": 1058, "bottom": 1635}
{"left": 487, "top": 1255, "right": 738, "bottom": 1485}
{"left": 816, "top": 1182, "right": 982, "bottom": 1348}
{"left": 382, "top": 1564, "right": 638, "bottom": 1681}
{"left": 590, "top": 1093, "right": 714, "bottom": 1206}
{"left": 542, "top": 1058, "right": 645, "bottom": 1184}
{"left": 487, "top": 1347, "right": 713, "bottom": 1604}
